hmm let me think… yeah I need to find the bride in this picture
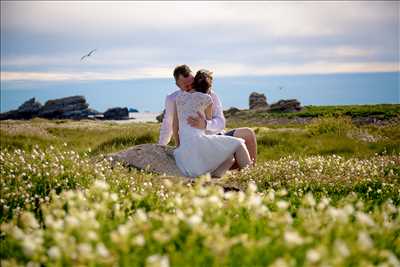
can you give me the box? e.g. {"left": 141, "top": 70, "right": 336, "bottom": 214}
{"left": 173, "top": 69, "right": 252, "bottom": 178}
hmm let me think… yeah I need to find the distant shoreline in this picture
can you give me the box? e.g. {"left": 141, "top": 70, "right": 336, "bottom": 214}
{"left": 1, "top": 72, "right": 398, "bottom": 113}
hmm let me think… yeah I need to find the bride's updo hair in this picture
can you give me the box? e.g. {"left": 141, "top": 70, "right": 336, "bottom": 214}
{"left": 192, "top": 69, "right": 213, "bottom": 94}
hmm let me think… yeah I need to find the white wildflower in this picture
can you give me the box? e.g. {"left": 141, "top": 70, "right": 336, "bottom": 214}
{"left": 284, "top": 230, "right": 304, "bottom": 246}
{"left": 277, "top": 200, "right": 289, "bottom": 210}
{"left": 328, "top": 207, "right": 348, "bottom": 222}
{"left": 277, "top": 189, "right": 288, "bottom": 197}
{"left": 306, "top": 249, "right": 321, "bottom": 263}
{"left": 267, "top": 189, "right": 275, "bottom": 202}
{"left": 65, "top": 215, "right": 79, "bottom": 228}
{"left": 188, "top": 214, "right": 202, "bottom": 226}
{"left": 96, "top": 243, "right": 110, "bottom": 258}
{"left": 247, "top": 182, "right": 257, "bottom": 194}
{"left": 77, "top": 243, "right": 92, "bottom": 255}
{"left": 93, "top": 180, "right": 109, "bottom": 191}
{"left": 22, "top": 236, "right": 37, "bottom": 257}
{"left": 135, "top": 209, "right": 148, "bottom": 222}
{"left": 304, "top": 193, "right": 316, "bottom": 207}
{"left": 146, "top": 254, "right": 170, "bottom": 267}
{"left": 248, "top": 194, "right": 262, "bottom": 208}
{"left": 356, "top": 211, "right": 375, "bottom": 227}
{"left": 48, "top": 246, "right": 61, "bottom": 260}
{"left": 358, "top": 231, "right": 373, "bottom": 250}
{"left": 317, "top": 197, "right": 330, "bottom": 210}
{"left": 20, "top": 212, "right": 39, "bottom": 229}
{"left": 133, "top": 234, "right": 146, "bottom": 246}
{"left": 334, "top": 240, "right": 350, "bottom": 257}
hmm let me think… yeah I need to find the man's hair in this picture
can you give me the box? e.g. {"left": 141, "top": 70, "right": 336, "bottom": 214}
{"left": 173, "top": 65, "right": 192, "bottom": 81}
{"left": 192, "top": 69, "right": 213, "bottom": 94}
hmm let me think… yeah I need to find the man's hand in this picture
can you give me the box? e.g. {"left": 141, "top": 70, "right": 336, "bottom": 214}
{"left": 187, "top": 111, "right": 207, "bottom": 129}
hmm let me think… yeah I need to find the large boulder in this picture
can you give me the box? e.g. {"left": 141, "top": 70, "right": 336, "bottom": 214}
{"left": 0, "top": 98, "right": 43, "bottom": 120}
{"left": 156, "top": 109, "right": 165, "bottom": 123}
{"left": 108, "top": 144, "right": 243, "bottom": 191}
{"left": 109, "top": 144, "right": 183, "bottom": 176}
{"left": 128, "top": 108, "right": 139, "bottom": 113}
{"left": 269, "top": 99, "right": 302, "bottom": 112}
{"left": 38, "top": 95, "right": 90, "bottom": 119}
{"left": 18, "top": 97, "right": 43, "bottom": 114}
{"left": 103, "top": 107, "right": 129, "bottom": 120}
{"left": 249, "top": 92, "right": 268, "bottom": 110}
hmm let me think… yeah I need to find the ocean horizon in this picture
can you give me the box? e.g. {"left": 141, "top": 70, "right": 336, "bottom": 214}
{"left": 1, "top": 71, "right": 399, "bottom": 113}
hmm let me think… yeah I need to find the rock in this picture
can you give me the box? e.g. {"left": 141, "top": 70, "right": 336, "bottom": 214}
{"left": 86, "top": 108, "right": 101, "bottom": 116}
{"left": 108, "top": 144, "right": 243, "bottom": 191}
{"left": 18, "top": 98, "right": 43, "bottom": 114}
{"left": 0, "top": 110, "right": 22, "bottom": 120}
{"left": 224, "top": 107, "right": 241, "bottom": 118}
{"left": 269, "top": 99, "right": 302, "bottom": 112}
{"left": 0, "top": 95, "right": 95, "bottom": 120}
{"left": 249, "top": 92, "right": 268, "bottom": 110}
{"left": 156, "top": 109, "right": 165, "bottom": 123}
{"left": 38, "top": 95, "right": 90, "bottom": 119}
{"left": 103, "top": 107, "right": 129, "bottom": 120}
{"left": 0, "top": 98, "right": 43, "bottom": 120}
{"left": 109, "top": 144, "right": 183, "bottom": 176}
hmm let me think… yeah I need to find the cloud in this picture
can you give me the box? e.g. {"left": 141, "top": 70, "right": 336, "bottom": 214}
{"left": 2, "top": 60, "right": 398, "bottom": 82}
{"left": 1, "top": 1, "right": 399, "bottom": 78}
{"left": 2, "top": 1, "right": 397, "bottom": 38}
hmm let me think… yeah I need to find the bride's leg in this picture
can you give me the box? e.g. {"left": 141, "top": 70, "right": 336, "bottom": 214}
{"left": 211, "top": 155, "right": 235, "bottom": 178}
{"left": 235, "top": 142, "right": 252, "bottom": 169}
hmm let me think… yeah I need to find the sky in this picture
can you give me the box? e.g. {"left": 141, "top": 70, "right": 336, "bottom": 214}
{"left": 1, "top": 1, "right": 399, "bottom": 81}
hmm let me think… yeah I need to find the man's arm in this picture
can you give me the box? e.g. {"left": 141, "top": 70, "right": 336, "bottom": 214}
{"left": 172, "top": 101, "right": 180, "bottom": 147}
{"left": 158, "top": 95, "right": 174, "bottom": 145}
{"left": 186, "top": 91, "right": 226, "bottom": 133}
{"left": 206, "top": 91, "right": 225, "bottom": 133}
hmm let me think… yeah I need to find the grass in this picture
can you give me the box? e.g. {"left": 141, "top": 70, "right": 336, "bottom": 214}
{"left": 224, "top": 104, "right": 400, "bottom": 127}
{"left": 0, "top": 110, "right": 399, "bottom": 266}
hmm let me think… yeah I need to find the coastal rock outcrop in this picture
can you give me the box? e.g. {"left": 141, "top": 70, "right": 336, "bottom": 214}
{"left": 0, "top": 98, "right": 43, "bottom": 120}
{"left": 103, "top": 107, "right": 129, "bottom": 120}
{"left": 0, "top": 95, "right": 100, "bottom": 120}
{"left": 249, "top": 92, "right": 268, "bottom": 110}
{"left": 156, "top": 109, "right": 165, "bottom": 123}
{"left": 269, "top": 99, "right": 302, "bottom": 112}
{"left": 38, "top": 95, "right": 91, "bottom": 119}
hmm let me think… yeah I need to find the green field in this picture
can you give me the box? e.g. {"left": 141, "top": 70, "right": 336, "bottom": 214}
{"left": 1, "top": 107, "right": 399, "bottom": 266}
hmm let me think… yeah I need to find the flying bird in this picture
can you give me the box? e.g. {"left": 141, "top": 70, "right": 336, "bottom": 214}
{"left": 279, "top": 86, "right": 284, "bottom": 90}
{"left": 80, "top": 49, "right": 97, "bottom": 61}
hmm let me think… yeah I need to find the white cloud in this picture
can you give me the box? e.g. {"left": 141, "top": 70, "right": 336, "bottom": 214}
{"left": 1, "top": 1, "right": 398, "bottom": 78}
{"left": 2, "top": 1, "right": 398, "bottom": 38}
{"left": 2, "top": 61, "right": 398, "bottom": 81}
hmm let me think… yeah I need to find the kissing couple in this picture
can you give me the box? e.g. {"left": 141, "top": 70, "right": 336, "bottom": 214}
{"left": 159, "top": 65, "right": 257, "bottom": 178}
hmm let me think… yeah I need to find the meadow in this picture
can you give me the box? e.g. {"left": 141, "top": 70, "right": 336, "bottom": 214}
{"left": 0, "top": 107, "right": 399, "bottom": 266}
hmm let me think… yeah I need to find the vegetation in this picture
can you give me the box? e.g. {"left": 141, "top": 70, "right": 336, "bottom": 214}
{"left": 225, "top": 104, "right": 400, "bottom": 127}
{"left": 0, "top": 106, "right": 399, "bottom": 266}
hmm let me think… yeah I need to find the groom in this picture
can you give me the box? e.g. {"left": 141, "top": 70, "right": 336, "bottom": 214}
{"left": 158, "top": 64, "right": 257, "bottom": 167}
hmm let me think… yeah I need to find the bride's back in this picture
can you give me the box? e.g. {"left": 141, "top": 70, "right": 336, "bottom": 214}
{"left": 175, "top": 91, "right": 212, "bottom": 136}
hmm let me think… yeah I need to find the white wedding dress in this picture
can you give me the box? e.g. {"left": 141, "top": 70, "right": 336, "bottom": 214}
{"left": 173, "top": 91, "right": 245, "bottom": 177}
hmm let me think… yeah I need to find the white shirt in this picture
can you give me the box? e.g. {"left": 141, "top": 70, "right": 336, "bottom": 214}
{"left": 158, "top": 89, "right": 226, "bottom": 145}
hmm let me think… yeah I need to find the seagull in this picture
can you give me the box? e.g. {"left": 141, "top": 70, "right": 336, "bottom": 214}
{"left": 80, "top": 49, "right": 97, "bottom": 61}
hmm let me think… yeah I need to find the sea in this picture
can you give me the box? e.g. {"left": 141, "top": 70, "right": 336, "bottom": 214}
{"left": 1, "top": 72, "right": 399, "bottom": 121}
